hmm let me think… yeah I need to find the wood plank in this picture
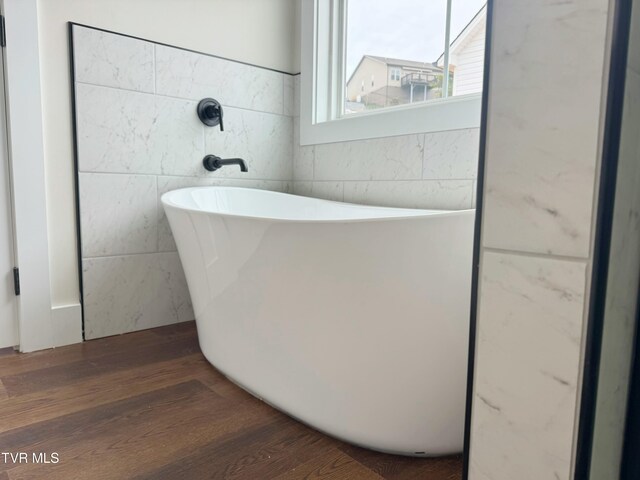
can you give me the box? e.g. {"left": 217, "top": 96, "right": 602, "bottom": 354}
{"left": 2, "top": 380, "right": 276, "bottom": 480}
{"left": 0, "top": 379, "right": 7, "bottom": 401}
{"left": 1, "top": 333, "right": 200, "bottom": 396}
{"left": 147, "top": 321, "right": 197, "bottom": 337}
{"left": 200, "top": 370, "right": 266, "bottom": 406}
{"left": 191, "top": 360, "right": 287, "bottom": 415}
{"left": 0, "top": 381, "right": 215, "bottom": 453}
{"left": 0, "top": 354, "right": 222, "bottom": 433}
{"left": 0, "top": 322, "right": 196, "bottom": 377}
{"left": 0, "top": 347, "right": 15, "bottom": 358}
{"left": 338, "top": 444, "right": 462, "bottom": 480}
{"left": 275, "top": 448, "right": 386, "bottom": 479}
{"left": 132, "top": 416, "right": 339, "bottom": 480}
{"left": 1, "top": 381, "right": 216, "bottom": 477}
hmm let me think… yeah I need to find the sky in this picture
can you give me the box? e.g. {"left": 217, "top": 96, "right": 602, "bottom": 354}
{"left": 346, "top": 0, "right": 486, "bottom": 77}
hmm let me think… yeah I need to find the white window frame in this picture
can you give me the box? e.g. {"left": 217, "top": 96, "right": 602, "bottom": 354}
{"left": 390, "top": 67, "right": 401, "bottom": 82}
{"left": 299, "top": 0, "right": 482, "bottom": 146}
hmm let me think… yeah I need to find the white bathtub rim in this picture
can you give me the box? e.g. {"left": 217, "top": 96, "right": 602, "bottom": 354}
{"left": 161, "top": 186, "right": 474, "bottom": 224}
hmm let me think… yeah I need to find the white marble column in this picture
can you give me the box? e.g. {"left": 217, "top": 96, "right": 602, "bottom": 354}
{"left": 469, "top": 0, "right": 612, "bottom": 478}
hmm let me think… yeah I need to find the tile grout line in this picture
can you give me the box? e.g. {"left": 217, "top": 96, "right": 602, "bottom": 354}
{"left": 78, "top": 170, "right": 291, "bottom": 182}
{"left": 291, "top": 178, "right": 477, "bottom": 183}
{"left": 84, "top": 251, "right": 180, "bottom": 261}
{"left": 75, "top": 81, "right": 294, "bottom": 119}
{"left": 301, "top": 128, "right": 478, "bottom": 148}
{"left": 482, "top": 246, "right": 591, "bottom": 264}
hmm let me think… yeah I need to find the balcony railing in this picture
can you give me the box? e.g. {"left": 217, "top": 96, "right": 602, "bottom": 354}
{"left": 401, "top": 72, "right": 438, "bottom": 87}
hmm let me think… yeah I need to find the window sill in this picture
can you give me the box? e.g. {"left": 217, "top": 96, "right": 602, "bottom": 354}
{"left": 299, "top": 92, "right": 481, "bottom": 146}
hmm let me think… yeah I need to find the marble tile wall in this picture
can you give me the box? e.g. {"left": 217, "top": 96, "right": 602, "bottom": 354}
{"left": 469, "top": 0, "right": 611, "bottom": 479}
{"left": 73, "top": 25, "right": 293, "bottom": 339}
{"left": 472, "top": 252, "right": 586, "bottom": 480}
{"left": 291, "top": 78, "right": 480, "bottom": 210}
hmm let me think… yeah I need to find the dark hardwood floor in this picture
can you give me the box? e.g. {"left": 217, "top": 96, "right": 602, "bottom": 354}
{"left": 0, "top": 322, "right": 462, "bottom": 479}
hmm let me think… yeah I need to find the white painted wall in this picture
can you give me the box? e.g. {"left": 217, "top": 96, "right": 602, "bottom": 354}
{"left": 36, "top": 0, "right": 297, "bottom": 308}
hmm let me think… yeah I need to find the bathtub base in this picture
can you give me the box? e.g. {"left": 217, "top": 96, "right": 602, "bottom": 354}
{"left": 213, "top": 361, "right": 446, "bottom": 458}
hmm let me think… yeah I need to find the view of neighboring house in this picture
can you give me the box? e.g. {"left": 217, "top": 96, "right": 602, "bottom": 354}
{"left": 437, "top": 4, "right": 486, "bottom": 96}
{"left": 346, "top": 55, "right": 443, "bottom": 110}
{"left": 346, "top": 4, "right": 486, "bottom": 111}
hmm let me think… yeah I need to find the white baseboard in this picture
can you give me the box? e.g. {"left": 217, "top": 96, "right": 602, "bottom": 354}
{"left": 51, "top": 304, "right": 83, "bottom": 347}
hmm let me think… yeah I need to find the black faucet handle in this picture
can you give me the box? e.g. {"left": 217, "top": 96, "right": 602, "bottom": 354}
{"left": 203, "top": 154, "right": 221, "bottom": 171}
{"left": 197, "top": 98, "right": 224, "bottom": 131}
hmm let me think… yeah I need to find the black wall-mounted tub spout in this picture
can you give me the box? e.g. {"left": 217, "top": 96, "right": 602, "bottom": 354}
{"left": 197, "top": 98, "right": 224, "bottom": 131}
{"left": 203, "top": 155, "right": 248, "bottom": 172}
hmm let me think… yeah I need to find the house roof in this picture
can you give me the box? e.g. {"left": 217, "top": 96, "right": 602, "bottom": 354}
{"left": 364, "top": 55, "right": 440, "bottom": 71}
{"left": 437, "top": 4, "right": 487, "bottom": 65}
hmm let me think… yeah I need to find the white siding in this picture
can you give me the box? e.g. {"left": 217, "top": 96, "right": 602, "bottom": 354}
{"left": 451, "top": 20, "right": 486, "bottom": 96}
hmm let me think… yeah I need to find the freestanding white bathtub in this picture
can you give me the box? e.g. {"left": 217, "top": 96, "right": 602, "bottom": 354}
{"left": 162, "top": 187, "right": 474, "bottom": 456}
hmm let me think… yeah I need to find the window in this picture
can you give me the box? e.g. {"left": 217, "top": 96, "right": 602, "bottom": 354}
{"left": 343, "top": 0, "right": 486, "bottom": 115}
{"left": 300, "top": 0, "right": 485, "bottom": 145}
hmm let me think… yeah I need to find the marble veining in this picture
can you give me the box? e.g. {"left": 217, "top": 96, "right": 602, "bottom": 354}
{"left": 314, "top": 135, "right": 425, "bottom": 181}
{"left": 83, "top": 252, "right": 193, "bottom": 340}
{"left": 76, "top": 83, "right": 203, "bottom": 175}
{"left": 423, "top": 128, "right": 480, "bottom": 180}
{"left": 296, "top": 127, "right": 479, "bottom": 210}
{"left": 204, "top": 107, "right": 293, "bottom": 180}
{"left": 292, "top": 181, "right": 344, "bottom": 202}
{"left": 470, "top": 251, "right": 586, "bottom": 480}
{"left": 155, "top": 45, "right": 285, "bottom": 115}
{"left": 293, "top": 121, "right": 314, "bottom": 181}
{"left": 80, "top": 173, "right": 158, "bottom": 257}
{"left": 481, "top": 0, "right": 609, "bottom": 258}
{"left": 284, "top": 75, "right": 295, "bottom": 117}
{"left": 292, "top": 75, "right": 301, "bottom": 118}
{"left": 73, "top": 26, "right": 155, "bottom": 93}
{"left": 343, "top": 180, "right": 474, "bottom": 210}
